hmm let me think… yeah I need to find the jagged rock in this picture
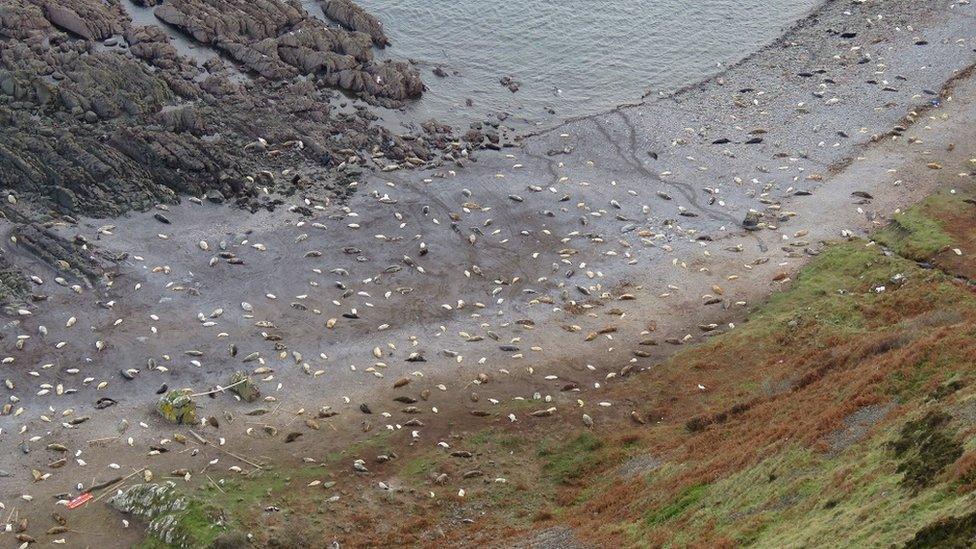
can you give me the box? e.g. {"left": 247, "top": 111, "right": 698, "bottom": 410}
{"left": 42, "top": 0, "right": 120, "bottom": 41}
{"left": 159, "top": 105, "right": 207, "bottom": 134}
{"left": 11, "top": 222, "right": 110, "bottom": 285}
{"left": 323, "top": 0, "right": 389, "bottom": 47}
{"left": 0, "top": 0, "right": 52, "bottom": 39}
{"left": 125, "top": 25, "right": 182, "bottom": 69}
{"left": 0, "top": 254, "right": 30, "bottom": 304}
{"left": 463, "top": 128, "right": 484, "bottom": 144}
{"left": 0, "top": 0, "right": 441, "bottom": 222}
{"left": 154, "top": 0, "right": 418, "bottom": 100}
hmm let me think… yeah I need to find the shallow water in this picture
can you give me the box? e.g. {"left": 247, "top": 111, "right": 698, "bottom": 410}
{"left": 360, "top": 0, "right": 821, "bottom": 128}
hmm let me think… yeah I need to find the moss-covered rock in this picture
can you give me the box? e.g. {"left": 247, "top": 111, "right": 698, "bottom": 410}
{"left": 872, "top": 192, "right": 969, "bottom": 262}
{"left": 157, "top": 390, "right": 197, "bottom": 425}
{"left": 228, "top": 371, "right": 260, "bottom": 403}
{"left": 109, "top": 483, "right": 227, "bottom": 547}
{"left": 110, "top": 483, "right": 190, "bottom": 545}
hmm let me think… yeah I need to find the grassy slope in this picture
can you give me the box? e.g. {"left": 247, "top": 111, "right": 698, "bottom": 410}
{"left": 580, "top": 192, "right": 976, "bottom": 548}
{"left": 568, "top": 238, "right": 976, "bottom": 548}
{"left": 134, "top": 192, "right": 976, "bottom": 548}
{"left": 873, "top": 193, "right": 958, "bottom": 260}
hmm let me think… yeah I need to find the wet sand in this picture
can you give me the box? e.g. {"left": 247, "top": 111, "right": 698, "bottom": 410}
{"left": 1, "top": 0, "right": 974, "bottom": 545}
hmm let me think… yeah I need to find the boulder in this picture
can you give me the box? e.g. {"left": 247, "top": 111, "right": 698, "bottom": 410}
{"left": 228, "top": 371, "right": 260, "bottom": 402}
{"left": 743, "top": 210, "right": 762, "bottom": 230}
{"left": 323, "top": 0, "right": 389, "bottom": 47}
{"left": 109, "top": 483, "right": 220, "bottom": 546}
{"left": 156, "top": 391, "right": 197, "bottom": 424}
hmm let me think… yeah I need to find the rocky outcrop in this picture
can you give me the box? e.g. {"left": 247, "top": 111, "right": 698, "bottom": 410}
{"left": 0, "top": 109, "right": 204, "bottom": 215}
{"left": 12, "top": 222, "right": 110, "bottom": 285}
{"left": 125, "top": 25, "right": 182, "bottom": 69}
{"left": 0, "top": 201, "right": 115, "bottom": 304}
{"left": 228, "top": 371, "right": 260, "bottom": 402}
{"left": 322, "top": 58, "right": 423, "bottom": 105}
{"left": 0, "top": 0, "right": 51, "bottom": 39}
{"left": 153, "top": 0, "right": 306, "bottom": 79}
{"left": 152, "top": 0, "right": 417, "bottom": 100}
{"left": 322, "top": 0, "right": 389, "bottom": 48}
{"left": 42, "top": 0, "right": 121, "bottom": 41}
{"left": 0, "top": 254, "right": 30, "bottom": 304}
{"left": 0, "top": 0, "right": 454, "bottom": 224}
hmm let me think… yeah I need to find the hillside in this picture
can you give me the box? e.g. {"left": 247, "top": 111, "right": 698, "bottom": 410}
{"left": 124, "top": 188, "right": 976, "bottom": 547}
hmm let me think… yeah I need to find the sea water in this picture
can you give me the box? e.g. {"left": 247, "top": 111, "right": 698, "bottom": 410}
{"left": 360, "top": 0, "right": 820, "bottom": 127}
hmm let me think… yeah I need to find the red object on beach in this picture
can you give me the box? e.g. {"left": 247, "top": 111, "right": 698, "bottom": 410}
{"left": 67, "top": 492, "right": 93, "bottom": 509}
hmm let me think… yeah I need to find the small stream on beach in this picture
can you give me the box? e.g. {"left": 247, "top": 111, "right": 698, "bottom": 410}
{"left": 360, "top": 0, "right": 821, "bottom": 128}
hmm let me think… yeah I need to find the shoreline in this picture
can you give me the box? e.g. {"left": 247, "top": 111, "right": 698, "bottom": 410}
{"left": 0, "top": 0, "right": 974, "bottom": 545}
{"left": 520, "top": 0, "right": 832, "bottom": 139}
{"left": 373, "top": 0, "right": 826, "bottom": 133}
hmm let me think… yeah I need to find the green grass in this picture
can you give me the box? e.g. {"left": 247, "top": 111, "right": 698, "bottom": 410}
{"left": 763, "top": 243, "right": 920, "bottom": 332}
{"left": 468, "top": 428, "right": 524, "bottom": 450}
{"left": 886, "top": 353, "right": 965, "bottom": 400}
{"left": 746, "top": 422, "right": 974, "bottom": 548}
{"left": 873, "top": 194, "right": 956, "bottom": 260}
{"left": 174, "top": 501, "right": 228, "bottom": 546}
{"left": 136, "top": 466, "right": 328, "bottom": 547}
{"left": 643, "top": 483, "right": 710, "bottom": 527}
{"left": 891, "top": 411, "right": 964, "bottom": 491}
{"left": 904, "top": 510, "right": 976, "bottom": 548}
{"left": 619, "top": 237, "right": 976, "bottom": 547}
{"left": 322, "top": 429, "right": 394, "bottom": 463}
{"left": 136, "top": 537, "right": 170, "bottom": 549}
{"left": 631, "top": 416, "right": 975, "bottom": 548}
{"left": 400, "top": 456, "right": 436, "bottom": 478}
{"left": 134, "top": 494, "right": 240, "bottom": 548}
{"left": 674, "top": 241, "right": 933, "bottom": 391}
{"left": 538, "top": 431, "right": 604, "bottom": 484}
{"left": 482, "top": 480, "right": 552, "bottom": 527}
{"left": 709, "top": 242, "right": 926, "bottom": 355}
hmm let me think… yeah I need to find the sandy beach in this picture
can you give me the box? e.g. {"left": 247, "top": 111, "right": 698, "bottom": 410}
{"left": 0, "top": 0, "right": 975, "bottom": 546}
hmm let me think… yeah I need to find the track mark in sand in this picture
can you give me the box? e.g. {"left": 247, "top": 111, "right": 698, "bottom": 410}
{"left": 522, "top": 131, "right": 582, "bottom": 189}
{"left": 618, "top": 110, "right": 745, "bottom": 226}
{"left": 589, "top": 115, "right": 716, "bottom": 223}
{"left": 516, "top": 150, "right": 556, "bottom": 190}
{"left": 368, "top": 171, "right": 539, "bottom": 302}
{"left": 639, "top": 111, "right": 774, "bottom": 244}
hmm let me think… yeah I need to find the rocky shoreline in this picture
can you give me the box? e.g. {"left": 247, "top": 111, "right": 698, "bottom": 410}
{"left": 0, "top": 0, "right": 528, "bottom": 303}
{"left": 2, "top": 0, "right": 415, "bottom": 214}
{"left": 0, "top": 0, "right": 974, "bottom": 546}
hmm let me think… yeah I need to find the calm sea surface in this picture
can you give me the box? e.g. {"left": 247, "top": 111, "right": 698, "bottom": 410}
{"left": 359, "top": 0, "right": 821, "bottom": 127}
